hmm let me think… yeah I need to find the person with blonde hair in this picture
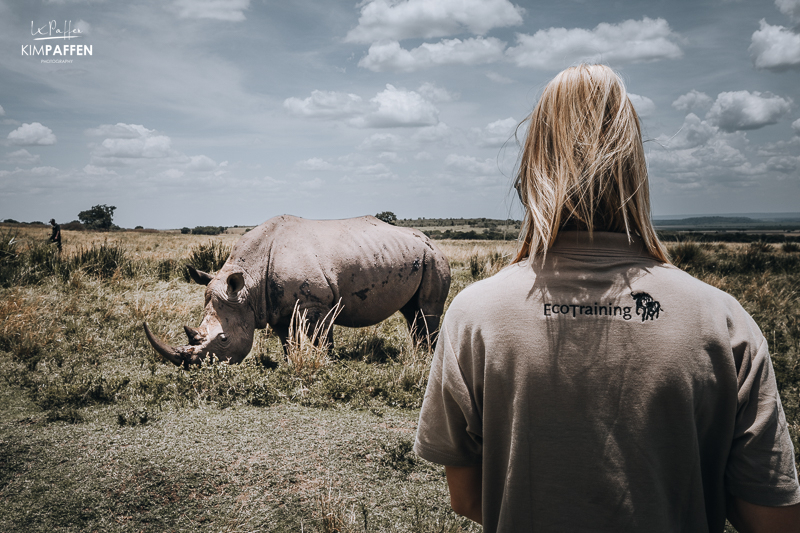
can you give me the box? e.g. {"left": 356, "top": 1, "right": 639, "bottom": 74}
{"left": 414, "top": 64, "right": 800, "bottom": 532}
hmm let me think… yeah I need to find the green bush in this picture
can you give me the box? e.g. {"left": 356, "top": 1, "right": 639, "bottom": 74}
{"left": 69, "top": 242, "right": 129, "bottom": 279}
{"left": 668, "top": 241, "right": 706, "bottom": 269}
{"left": 191, "top": 226, "right": 226, "bottom": 235}
{"left": 782, "top": 242, "right": 800, "bottom": 253}
{"left": 183, "top": 240, "right": 232, "bottom": 279}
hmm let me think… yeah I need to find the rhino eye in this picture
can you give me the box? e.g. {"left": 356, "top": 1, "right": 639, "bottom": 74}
{"left": 219, "top": 333, "right": 228, "bottom": 342}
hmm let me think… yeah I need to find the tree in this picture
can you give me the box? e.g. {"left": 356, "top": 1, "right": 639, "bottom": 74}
{"left": 375, "top": 211, "right": 397, "bottom": 225}
{"left": 78, "top": 204, "right": 116, "bottom": 230}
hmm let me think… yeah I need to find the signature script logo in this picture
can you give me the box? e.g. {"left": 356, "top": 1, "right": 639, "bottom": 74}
{"left": 31, "top": 20, "right": 82, "bottom": 40}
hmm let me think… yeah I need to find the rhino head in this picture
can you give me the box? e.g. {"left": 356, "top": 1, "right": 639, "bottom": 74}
{"left": 143, "top": 265, "right": 256, "bottom": 367}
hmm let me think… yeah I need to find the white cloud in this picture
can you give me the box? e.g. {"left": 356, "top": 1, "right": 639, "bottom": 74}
{"left": 351, "top": 85, "right": 439, "bottom": 128}
{"left": 417, "top": 82, "right": 456, "bottom": 103}
{"left": 506, "top": 18, "right": 682, "bottom": 70}
{"left": 297, "top": 157, "right": 334, "bottom": 170}
{"left": 705, "top": 91, "right": 793, "bottom": 131}
{"left": 187, "top": 155, "right": 217, "bottom": 171}
{"left": 776, "top": 0, "right": 800, "bottom": 22}
{"left": 95, "top": 135, "right": 174, "bottom": 159}
{"left": 4, "top": 149, "right": 40, "bottom": 165}
{"left": 159, "top": 168, "right": 185, "bottom": 180}
{"left": 378, "top": 152, "right": 403, "bottom": 163}
{"left": 628, "top": 93, "right": 656, "bottom": 117}
{"left": 474, "top": 117, "right": 517, "bottom": 147}
{"left": 283, "top": 91, "right": 366, "bottom": 119}
{"left": 656, "top": 114, "right": 717, "bottom": 150}
{"left": 0, "top": 105, "right": 4, "bottom": 116}
{"left": 82, "top": 164, "right": 118, "bottom": 176}
{"left": 793, "top": 117, "right": 800, "bottom": 134}
{"left": 171, "top": 0, "right": 250, "bottom": 22}
{"left": 345, "top": 0, "right": 524, "bottom": 43}
{"left": 7, "top": 123, "right": 57, "bottom": 146}
{"left": 672, "top": 90, "right": 713, "bottom": 112}
{"left": 411, "top": 122, "right": 451, "bottom": 142}
{"left": 74, "top": 19, "right": 91, "bottom": 35}
{"left": 27, "top": 166, "right": 60, "bottom": 177}
{"left": 766, "top": 155, "right": 800, "bottom": 173}
{"left": 445, "top": 154, "right": 497, "bottom": 175}
{"left": 85, "top": 123, "right": 155, "bottom": 138}
{"left": 293, "top": 154, "right": 396, "bottom": 182}
{"left": 86, "top": 123, "right": 219, "bottom": 178}
{"left": 357, "top": 133, "right": 406, "bottom": 151}
{"left": 749, "top": 20, "right": 800, "bottom": 71}
{"left": 300, "top": 178, "right": 324, "bottom": 190}
{"left": 358, "top": 37, "right": 506, "bottom": 72}
{"left": 486, "top": 71, "right": 513, "bottom": 84}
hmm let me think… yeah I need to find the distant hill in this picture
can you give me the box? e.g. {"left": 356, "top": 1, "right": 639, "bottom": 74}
{"left": 654, "top": 216, "right": 757, "bottom": 227}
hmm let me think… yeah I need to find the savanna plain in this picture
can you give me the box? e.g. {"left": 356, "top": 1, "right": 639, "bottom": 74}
{"left": 1, "top": 226, "right": 799, "bottom": 532}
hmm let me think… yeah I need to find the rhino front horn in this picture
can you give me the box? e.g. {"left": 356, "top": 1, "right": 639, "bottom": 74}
{"left": 143, "top": 322, "right": 185, "bottom": 367}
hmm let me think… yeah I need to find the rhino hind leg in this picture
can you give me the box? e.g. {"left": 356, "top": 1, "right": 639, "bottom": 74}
{"left": 400, "top": 303, "right": 439, "bottom": 348}
{"left": 401, "top": 249, "right": 451, "bottom": 348}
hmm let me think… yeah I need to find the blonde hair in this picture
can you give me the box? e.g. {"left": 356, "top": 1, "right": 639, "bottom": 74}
{"left": 513, "top": 64, "right": 669, "bottom": 263}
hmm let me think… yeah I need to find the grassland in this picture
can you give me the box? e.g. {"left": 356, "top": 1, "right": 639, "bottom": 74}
{"left": 0, "top": 226, "right": 798, "bottom": 532}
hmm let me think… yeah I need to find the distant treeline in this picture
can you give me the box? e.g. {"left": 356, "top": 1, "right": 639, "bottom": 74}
{"left": 181, "top": 226, "right": 227, "bottom": 235}
{"left": 3, "top": 219, "right": 86, "bottom": 230}
{"left": 396, "top": 217, "right": 520, "bottom": 229}
{"left": 421, "top": 228, "right": 517, "bottom": 240}
{"left": 420, "top": 228, "right": 800, "bottom": 243}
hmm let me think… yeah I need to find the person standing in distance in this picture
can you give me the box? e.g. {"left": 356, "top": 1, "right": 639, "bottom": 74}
{"left": 414, "top": 64, "right": 800, "bottom": 533}
{"left": 49, "top": 218, "right": 61, "bottom": 253}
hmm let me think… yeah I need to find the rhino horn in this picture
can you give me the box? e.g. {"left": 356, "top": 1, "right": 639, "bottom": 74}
{"left": 186, "top": 265, "right": 214, "bottom": 286}
{"left": 143, "top": 322, "right": 186, "bottom": 367}
{"left": 184, "top": 325, "right": 205, "bottom": 345}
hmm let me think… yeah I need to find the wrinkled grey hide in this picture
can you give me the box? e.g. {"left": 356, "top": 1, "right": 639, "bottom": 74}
{"left": 144, "top": 215, "right": 451, "bottom": 367}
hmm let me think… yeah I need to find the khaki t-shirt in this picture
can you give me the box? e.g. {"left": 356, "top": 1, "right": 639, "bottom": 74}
{"left": 415, "top": 231, "right": 800, "bottom": 533}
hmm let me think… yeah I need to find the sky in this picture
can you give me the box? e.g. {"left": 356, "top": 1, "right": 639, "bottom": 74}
{"left": 0, "top": 0, "right": 799, "bottom": 229}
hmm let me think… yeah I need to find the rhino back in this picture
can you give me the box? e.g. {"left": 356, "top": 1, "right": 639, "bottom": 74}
{"left": 246, "top": 215, "right": 437, "bottom": 327}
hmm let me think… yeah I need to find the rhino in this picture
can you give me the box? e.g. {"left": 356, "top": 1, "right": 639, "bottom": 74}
{"left": 143, "top": 215, "right": 451, "bottom": 367}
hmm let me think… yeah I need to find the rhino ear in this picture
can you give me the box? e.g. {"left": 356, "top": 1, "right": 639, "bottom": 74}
{"left": 186, "top": 265, "right": 213, "bottom": 285}
{"left": 227, "top": 272, "right": 245, "bottom": 297}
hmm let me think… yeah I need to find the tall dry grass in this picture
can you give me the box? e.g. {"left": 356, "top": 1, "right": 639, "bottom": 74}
{"left": 286, "top": 300, "right": 343, "bottom": 386}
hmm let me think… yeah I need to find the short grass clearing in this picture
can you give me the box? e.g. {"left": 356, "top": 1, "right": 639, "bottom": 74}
{"left": 0, "top": 388, "right": 477, "bottom": 532}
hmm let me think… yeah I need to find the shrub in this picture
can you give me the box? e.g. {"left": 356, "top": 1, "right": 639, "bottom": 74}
{"left": 183, "top": 240, "right": 232, "bottom": 279}
{"left": 0, "top": 229, "right": 21, "bottom": 287}
{"left": 157, "top": 258, "right": 179, "bottom": 281}
{"left": 748, "top": 241, "right": 772, "bottom": 254}
{"left": 782, "top": 242, "right": 800, "bottom": 253}
{"left": 468, "top": 249, "right": 507, "bottom": 280}
{"left": 669, "top": 241, "right": 706, "bottom": 269}
{"left": 69, "top": 241, "right": 129, "bottom": 279}
{"left": 60, "top": 220, "right": 84, "bottom": 231}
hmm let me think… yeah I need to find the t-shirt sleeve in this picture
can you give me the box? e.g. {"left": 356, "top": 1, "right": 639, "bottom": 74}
{"left": 414, "top": 317, "right": 483, "bottom": 467}
{"left": 726, "top": 328, "right": 800, "bottom": 506}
